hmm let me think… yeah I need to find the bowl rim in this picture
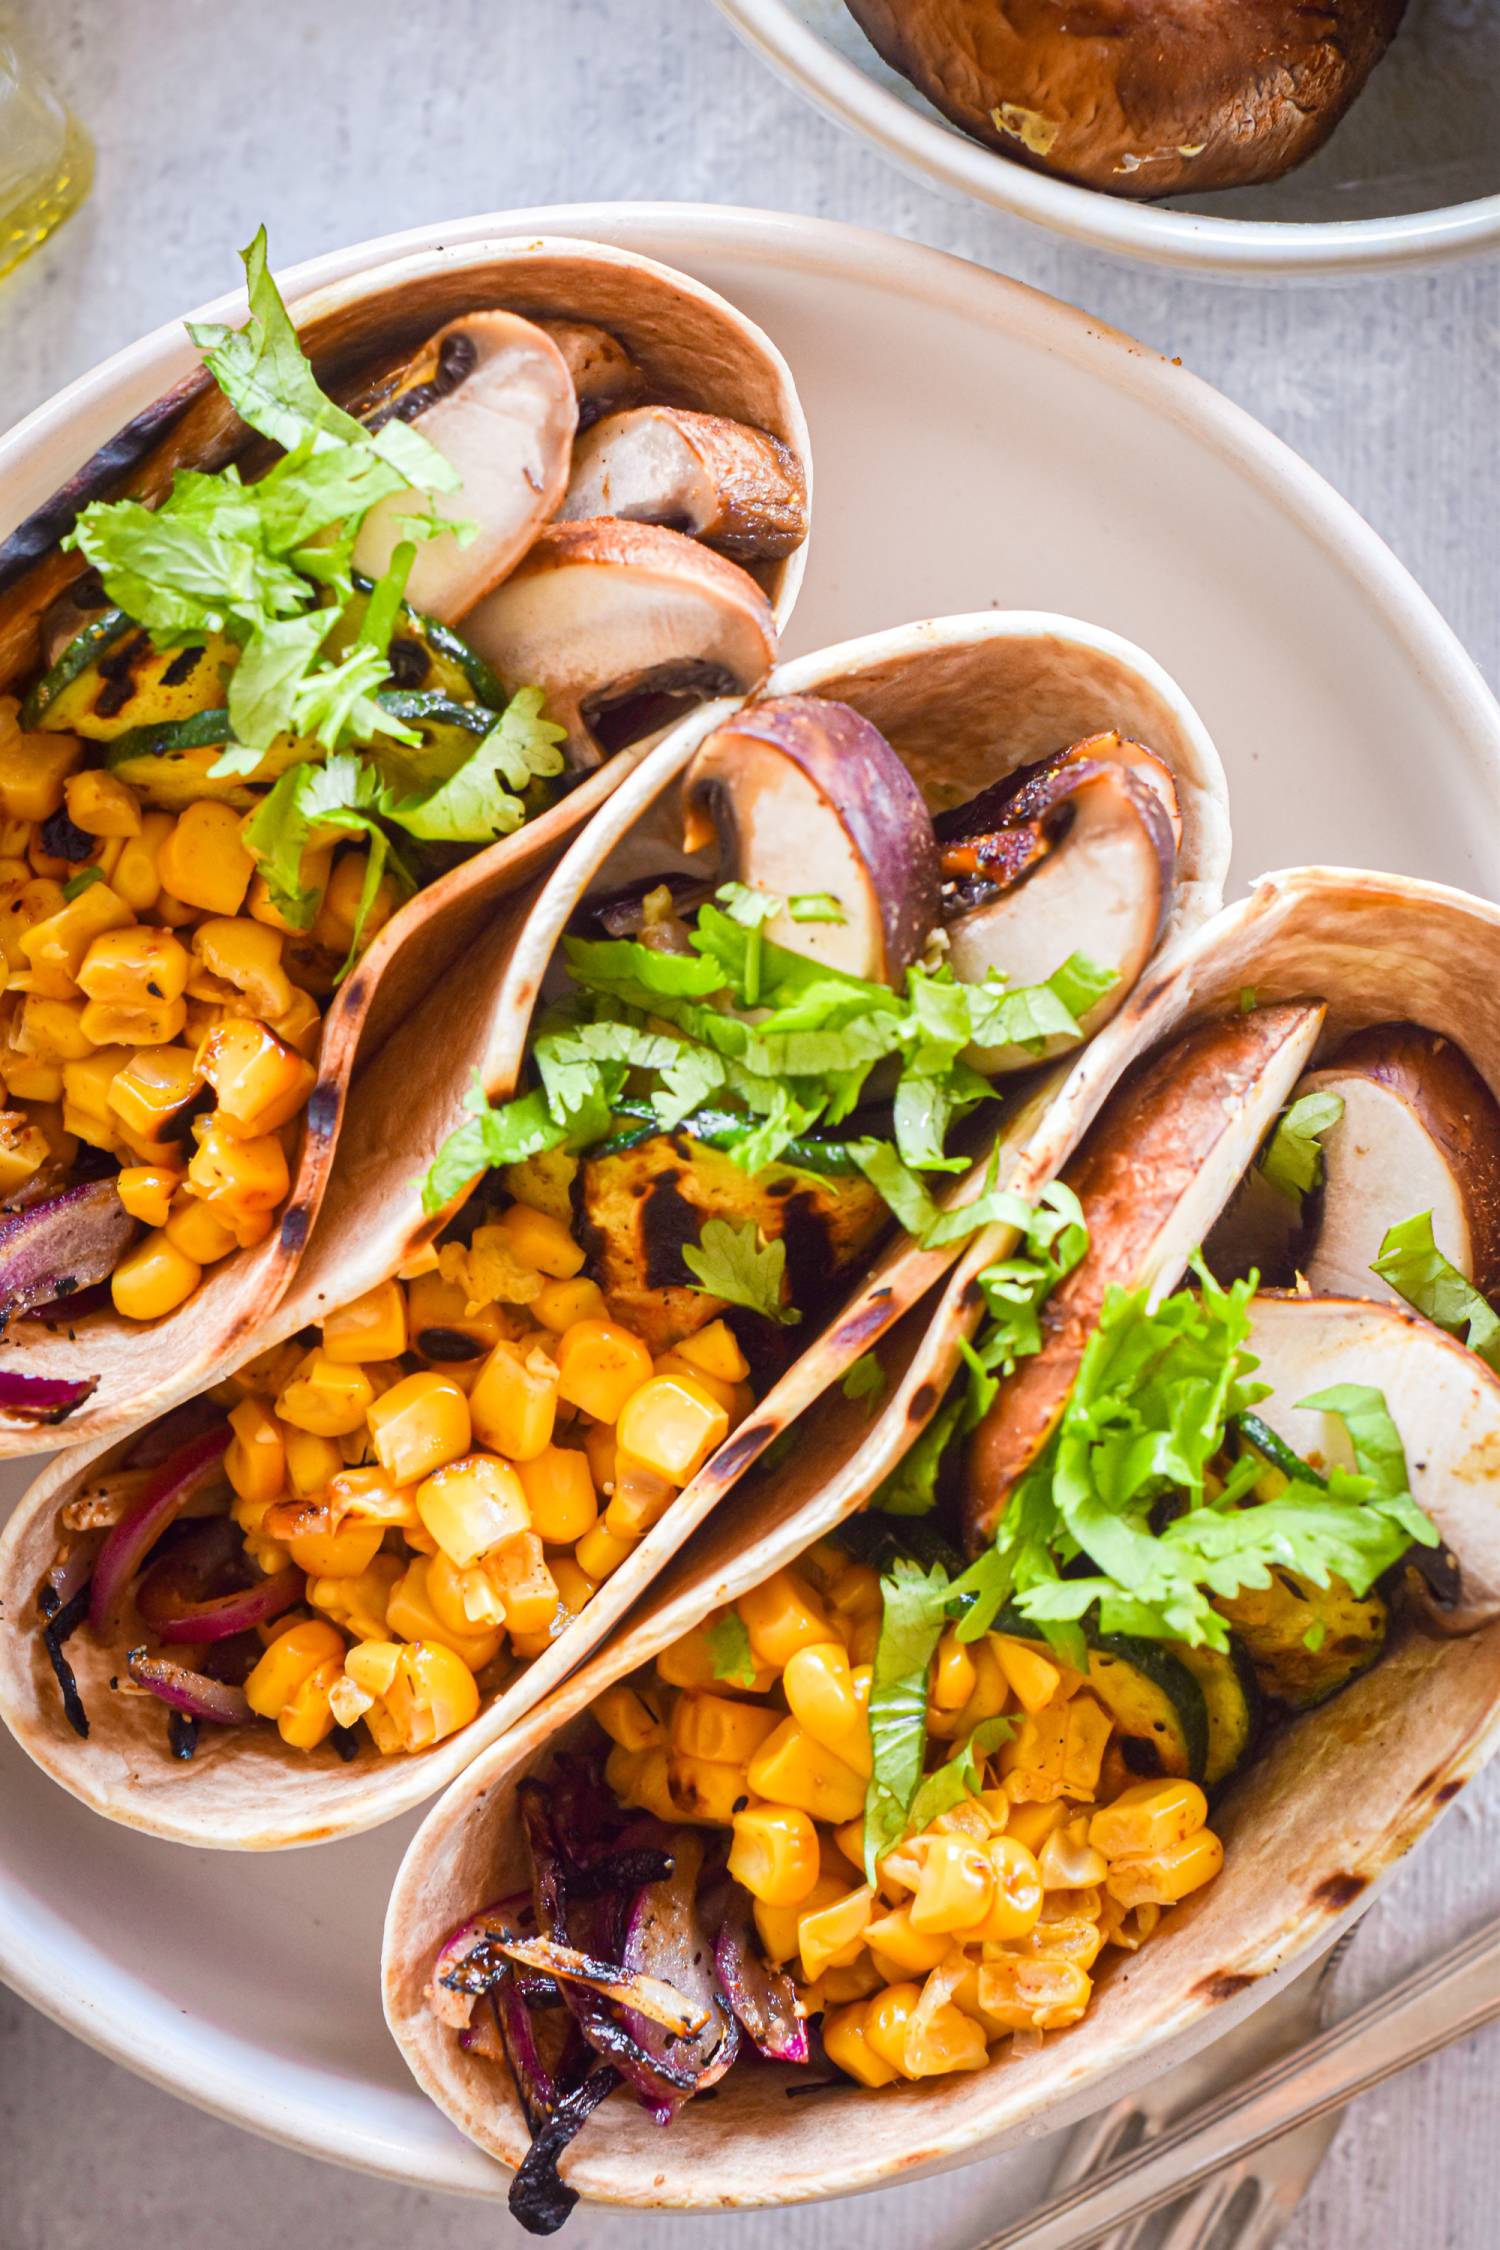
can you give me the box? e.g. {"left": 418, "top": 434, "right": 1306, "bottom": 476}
{"left": 710, "top": 0, "right": 1500, "bottom": 278}
{"left": 1, "top": 199, "right": 1499, "bottom": 2200}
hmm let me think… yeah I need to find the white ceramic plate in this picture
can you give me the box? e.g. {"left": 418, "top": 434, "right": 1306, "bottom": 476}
{"left": 713, "top": 0, "right": 1500, "bottom": 277}
{"left": 2, "top": 202, "right": 1498, "bottom": 2200}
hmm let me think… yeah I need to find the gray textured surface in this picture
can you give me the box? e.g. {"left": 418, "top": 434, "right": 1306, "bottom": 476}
{"left": 2, "top": 2, "right": 1499, "bottom": 2244}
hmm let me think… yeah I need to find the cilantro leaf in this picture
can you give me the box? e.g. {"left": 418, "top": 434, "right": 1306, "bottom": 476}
{"left": 706, "top": 1610, "right": 757, "bottom": 1688}
{"left": 383, "top": 689, "right": 565, "bottom": 844}
{"left": 788, "top": 893, "right": 845, "bottom": 924}
{"left": 243, "top": 752, "right": 386, "bottom": 929}
{"left": 1260, "top": 1090, "right": 1344, "bottom": 1205}
{"left": 841, "top": 1353, "right": 887, "bottom": 1412}
{"left": 863, "top": 1558, "right": 957, "bottom": 1879}
{"left": 682, "top": 1218, "right": 798, "bottom": 1326}
{"left": 1371, "top": 1210, "right": 1500, "bottom": 1370}
{"left": 903, "top": 1714, "right": 1015, "bottom": 1837}
{"left": 419, "top": 1079, "right": 569, "bottom": 1216}
{"left": 222, "top": 609, "right": 334, "bottom": 764}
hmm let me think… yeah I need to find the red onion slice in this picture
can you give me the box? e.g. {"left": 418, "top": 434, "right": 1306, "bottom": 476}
{"left": 126, "top": 1647, "right": 252, "bottom": 1725}
{"left": 0, "top": 1179, "right": 136, "bottom": 1327}
{"left": 714, "top": 1891, "right": 809, "bottom": 2063}
{"left": 432, "top": 1896, "right": 530, "bottom": 2030}
{"left": 153, "top": 1567, "right": 305, "bottom": 1644}
{"left": 619, "top": 1832, "right": 739, "bottom": 2101}
{"left": 0, "top": 1368, "right": 100, "bottom": 1423}
{"left": 484, "top": 1933, "right": 709, "bottom": 2037}
{"left": 88, "top": 1421, "right": 230, "bottom": 1636}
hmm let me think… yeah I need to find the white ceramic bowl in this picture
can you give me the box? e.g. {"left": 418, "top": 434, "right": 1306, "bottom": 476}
{"left": 713, "top": 0, "right": 1500, "bottom": 278}
{"left": 1, "top": 203, "right": 1498, "bottom": 2202}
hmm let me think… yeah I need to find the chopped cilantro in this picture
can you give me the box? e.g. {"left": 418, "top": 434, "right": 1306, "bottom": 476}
{"left": 1259, "top": 1090, "right": 1344, "bottom": 1205}
{"left": 841, "top": 1353, "right": 887, "bottom": 1412}
{"left": 382, "top": 688, "right": 565, "bottom": 844}
{"left": 706, "top": 1609, "right": 757, "bottom": 1688}
{"left": 682, "top": 1218, "right": 797, "bottom": 1325}
{"left": 1372, "top": 1210, "right": 1500, "bottom": 1370}
{"left": 863, "top": 1557, "right": 957, "bottom": 1879}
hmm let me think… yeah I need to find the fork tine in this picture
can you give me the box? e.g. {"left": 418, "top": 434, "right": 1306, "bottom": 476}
{"left": 1152, "top": 2168, "right": 1245, "bottom": 2250}
{"left": 1048, "top": 2099, "right": 1150, "bottom": 2190}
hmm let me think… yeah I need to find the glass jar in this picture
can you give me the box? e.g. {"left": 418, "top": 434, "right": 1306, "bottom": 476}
{"left": 0, "top": 29, "right": 92, "bottom": 281}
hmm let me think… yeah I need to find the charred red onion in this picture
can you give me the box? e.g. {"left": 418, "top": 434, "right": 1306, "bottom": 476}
{"left": 714, "top": 1891, "right": 809, "bottom": 2063}
{"left": 0, "top": 1179, "right": 136, "bottom": 1327}
{"left": 126, "top": 1647, "right": 251, "bottom": 1725}
{"left": 151, "top": 1567, "right": 305, "bottom": 1644}
{"left": 88, "top": 1421, "right": 230, "bottom": 1636}
{"left": 0, "top": 1368, "right": 100, "bottom": 1423}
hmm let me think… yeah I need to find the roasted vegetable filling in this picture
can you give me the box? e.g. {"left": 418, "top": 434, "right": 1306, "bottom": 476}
{"left": 35, "top": 1182, "right": 761, "bottom": 1759}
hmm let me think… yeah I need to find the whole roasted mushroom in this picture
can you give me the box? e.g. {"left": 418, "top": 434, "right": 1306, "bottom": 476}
{"left": 843, "top": 0, "right": 1409, "bottom": 198}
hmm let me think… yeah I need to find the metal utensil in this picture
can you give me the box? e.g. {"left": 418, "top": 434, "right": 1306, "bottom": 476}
{"left": 974, "top": 1916, "right": 1500, "bottom": 2250}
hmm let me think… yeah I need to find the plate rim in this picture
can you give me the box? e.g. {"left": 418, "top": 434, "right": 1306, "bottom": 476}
{"left": 2, "top": 198, "right": 1499, "bottom": 2197}
{"left": 710, "top": 0, "right": 1500, "bottom": 278}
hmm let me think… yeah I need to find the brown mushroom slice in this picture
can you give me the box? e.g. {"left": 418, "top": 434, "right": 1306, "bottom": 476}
{"left": 680, "top": 694, "right": 941, "bottom": 986}
{"left": 945, "top": 761, "right": 1178, "bottom": 1074}
{"left": 460, "top": 520, "right": 778, "bottom": 770}
{"left": 351, "top": 312, "right": 576, "bottom": 622}
{"left": 842, "top": 0, "right": 1409, "bottom": 199}
{"left": 964, "top": 1001, "right": 1327, "bottom": 1549}
{"left": 939, "top": 732, "right": 1182, "bottom": 862}
{"left": 1246, "top": 1292, "right": 1500, "bottom": 1632}
{"left": 535, "top": 319, "right": 644, "bottom": 428}
{"left": 1294, "top": 1026, "right": 1500, "bottom": 1306}
{"left": 559, "top": 407, "right": 809, "bottom": 563}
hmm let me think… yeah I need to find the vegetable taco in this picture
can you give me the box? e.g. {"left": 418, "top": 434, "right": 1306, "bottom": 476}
{"left": 0, "top": 228, "right": 809, "bottom": 1446}
{"left": 0, "top": 611, "right": 1228, "bottom": 1846}
{"left": 381, "top": 867, "right": 1500, "bottom": 2222}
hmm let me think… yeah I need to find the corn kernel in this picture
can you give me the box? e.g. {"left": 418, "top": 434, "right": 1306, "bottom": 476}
{"left": 555, "top": 1319, "right": 653, "bottom": 1424}
{"left": 1104, "top": 1827, "right": 1223, "bottom": 1909}
{"left": 0, "top": 1110, "right": 48, "bottom": 1196}
{"left": 247, "top": 843, "right": 334, "bottom": 933}
{"left": 406, "top": 1270, "right": 509, "bottom": 1360}
{"left": 111, "top": 1229, "right": 200, "bottom": 1319}
{"left": 782, "top": 1640, "right": 871, "bottom": 1777}
{"left": 904, "top": 1834, "right": 993, "bottom": 1935}
{"left": 615, "top": 1372, "right": 729, "bottom": 1487}
{"left": 277, "top": 1351, "right": 375, "bottom": 1438}
{"left": 76, "top": 925, "right": 189, "bottom": 1009}
{"left": 327, "top": 1463, "right": 420, "bottom": 1528}
{"left": 320, "top": 1278, "right": 408, "bottom": 1366}
{"left": 244, "top": 1617, "right": 346, "bottom": 1720}
{"left": 1089, "top": 1780, "right": 1209, "bottom": 1862}
{"left": 671, "top": 1691, "right": 779, "bottom": 1766}
{"left": 425, "top": 1547, "right": 507, "bottom": 1635}
{"left": 288, "top": 1516, "right": 386, "bottom": 1579}
{"left": 311, "top": 849, "right": 397, "bottom": 956}
{"left": 360, "top": 1370, "right": 470, "bottom": 1485}
{"left": 157, "top": 802, "right": 253, "bottom": 915}
{"left": 975, "top": 1955, "right": 1092, "bottom": 2033}
{"left": 748, "top": 1717, "right": 867, "bottom": 1825}
{"left": 281, "top": 1423, "right": 342, "bottom": 1498}
{"left": 739, "top": 1569, "right": 834, "bottom": 1672}
{"left": 106, "top": 1043, "right": 204, "bottom": 1144}
{"left": 595, "top": 1683, "right": 665, "bottom": 1752}
{"left": 21, "top": 882, "right": 133, "bottom": 998}
{"left": 1038, "top": 1815, "right": 1109, "bottom": 1891}
{"left": 345, "top": 1638, "right": 402, "bottom": 1698}
{"left": 862, "top": 1983, "right": 922, "bottom": 2076}
{"left": 516, "top": 1444, "right": 597, "bottom": 1545}
{"left": 191, "top": 917, "right": 293, "bottom": 1019}
{"left": 549, "top": 1555, "right": 596, "bottom": 1620}
{"left": 64, "top": 768, "right": 141, "bottom": 838}
{"left": 728, "top": 1803, "right": 821, "bottom": 1906}
{"left": 416, "top": 1452, "right": 529, "bottom": 1568}
{"left": 675, "top": 1317, "right": 750, "bottom": 1385}
{"left": 385, "top": 1556, "right": 502, "bottom": 1672}
{"left": 574, "top": 1517, "right": 638, "bottom": 1583}
{"left": 754, "top": 1868, "right": 849, "bottom": 1963}
{"left": 186, "top": 1115, "right": 289, "bottom": 1214}
{"left": 468, "top": 1338, "right": 558, "bottom": 1461}
{"left": 164, "top": 1194, "right": 239, "bottom": 1265}
{"left": 603, "top": 1456, "right": 675, "bottom": 1539}
{"left": 109, "top": 811, "right": 171, "bottom": 914}
{"left": 195, "top": 1016, "right": 317, "bottom": 1138}
{"left": 15, "top": 994, "right": 94, "bottom": 1064}
{"left": 992, "top": 1636, "right": 1063, "bottom": 1715}
{"left": 224, "top": 1396, "right": 286, "bottom": 1506}
{"left": 490, "top": 1530, "right": 558, "bottom": 1636}
{"left": 275, "top": 1654, "right": 341, "bottom": 1750}
{"left": 308, "top": 1555, "right": 402, "bottom": 1643}
{"left": 380, "top": 1639, "right": 481, "bottom": 1752}
{"left": 495, "top": 1202, "right": 585, "bottom": 1280}
{"left": 0, "top": 711, "right": 81, "bottom": 822}
{"left": 531, "top": 1275, "right": 606, "bottom": 1333}
{"left": 798, "top": 1885, "right": 874, "bottom": 1984}
{"left": 822, "top": 2001, "right": 898, "bottom": 2088}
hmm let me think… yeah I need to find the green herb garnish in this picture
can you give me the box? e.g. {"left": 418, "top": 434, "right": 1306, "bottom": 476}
{"left": 1372, "top": 1210, "right": 1500, "bottom": 1370}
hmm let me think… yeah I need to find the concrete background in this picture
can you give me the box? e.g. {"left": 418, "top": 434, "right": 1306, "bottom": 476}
{"left": 3, "top": 3, "right": 1500, "bottom": 2244}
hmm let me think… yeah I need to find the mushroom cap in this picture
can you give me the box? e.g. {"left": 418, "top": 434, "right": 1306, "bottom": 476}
{"left": 964, "top": 999, "right": 1327, "bottom": 1548}
{"left": 1299, "top": 1024, "right": 1500, "bottom": 1304}
{"left": 843, "top": 0, "right": 1409, "bottom": 198}
{"left": 535, "top": 318, "right": 644, "bottom": 428}
{"left": 681, "top": 693, "right": 941, "bottom": 986}
{"left": 460, "top": 519, "right": 778, "bottom": 769}
{"left": 560, "top": 407, "right": 809, "bottom": 564}
{"left": 350, "top": 310, "right": 576, "bottom": 622}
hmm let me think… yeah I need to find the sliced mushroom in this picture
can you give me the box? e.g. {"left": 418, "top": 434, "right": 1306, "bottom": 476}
{"left": 1247, "top": 1292, "right": 1500, "bottom": 1632}
{"left": 352, "top": 312, "right": 576, "bottom": 622}
{"left": 559, "top": 407, "right": 808, "bottom": 564}
{"left": 681, "top": 694, "right": 941, "bottom": 986}
{"left": 1201, "top": 1158, "right": 1309, "bottom": 1292}
{"left": 461, "top": 520, "right": 778, "bottom": 770}
{"left": 964, "top": 1001, "right": 1328, "bottom": 1549}
{"left": 1294, "top": 1026, "right": 1500, "bottom": 1305}
{"left": 937, "top": 732, "right": 1182, "bottom": 857}
{"left": 535, "top": 319, "right": 644, "bottom": 428}
{"left": 944, "top": 760, "right": 1178, "bottom": 1073}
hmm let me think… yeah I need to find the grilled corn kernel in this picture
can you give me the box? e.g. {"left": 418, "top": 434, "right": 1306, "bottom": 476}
{"left": 15, "top": 994, "right": 93, "bottom": 1064}
{"left": 495, "top": 1202, "right": 585, "bottom": 1279}
{"left": 603, "top": 1457, "right": 674, "bottom": 1539}
{"left": 21, "top": 882, "right": 133, "bottom": 998}
{"left": 405, "top": 1272, "right": 509, "bottom": 1361}
{"left": 187, "top": 1116, "right": 290, "bottom": 1214}
{"left": 863, "top": 1983, "right": 923, "bottom": 2075}
{"left": 574, "top": 1519, "right": 637, "bottom": 1583}
{"left": 307, "top": 1554, "right": 402, "bottom": 1643}
{"left": 594, "top": 1683, "right": 665, "bottom": 1752}
{"left": 311, "top": 849, "right": 397, "bottom": 955}
{"left": 667, "top": 1750, "right": 748, "bottom": 1824}
{"left": 381, "top": 1639, "right": 481, "bottom": 1752}
{"left": 0, "top": 1111, "right": 47, "bottom": 1195}
{"left": 671, "top": 1691, "right": 779, "bottom": 1767}
{"left": 728, "top": 1804, "right": 821, "bottom": 1906}
{"left": 549, "top": 1556, "right": 596, "bottom": 1620}
{"left": 327, "top": 1464, "right": 421, "bottom": 1529}
{"left": 798, "top": 1885, "right": 874, "bottom": 1984}
{"left": 739, "top": 1569, "right": 834, "bottom": 1672}
{"left": 975, "top": 1955, "right": 1092, "bottom": 2033}
{"left": 110, "top": 811, "right": 172, "bottom": 914}
{"left": 516, "top": 1444, "right": 597, "bottom": 1545}
{"left": 468, "top": 1338, "right": 558, "bottom": 1461}
{"left": 822, "top": 2001, "right": 898, "bottom": 2088}
{"left": 345, "top": 1638, "right": 402, "bottom": 1698}
{"left": 967, "top": 1836, "right": 1045, "bottom": 1942}
{"left": 276, "top": 1655, "right": 341, "bottom": 1750}
{"left": 77, "top": 925, "right": 190, "bottom": 1011}
{"left": 748, "top": 1718, "right": 867, "bottom": 1825}
{"left": 64, "top": 768, "right": 141, "bottom": 838}
{"left": 0, "top": 876, "right": 65, "bottom": 975}
{"left": 782, "top": 1641, "right": 872, "bottom": 1777}
{"left": 992, "top": 1635, "right": 1063, "bottom": 1715}
{"left": 244, "top": 1617, "right": 346, "bottom": 1720}
{"left": 197, "top": 1017, "right": 316, "bottom": 1137}
{"left": 288, "top": 1517, "right": 386, "bottom": 1579}
{"left": 164, "top": 1194, "right": 239, "bottom": 1265}
{"left": 909, "top": 1835, "right": 996, "bottom": 1935}
{"left": 0, "top": 713, "right": 81, "bottom": 822}
{"left": 426, "top": 1548, "right": 507, "bottom": 1635}
{"left": 554, "top": 1319, "right": 653, "bottom": 1424}
{"left": 416, "top": 1452, "right": 529, "bottom": 1568}
{"left": 652, "top": 1350, "right": 739, "bottom": 1416}
{"left": 531, "top": 1275, "right": 606, "bottom": 1334}
{"left": 106, "top": 1044, "right": 204, "bottom": 1144}
{"left": 675, "top": 1318, "right": 750, "bottom": 1385}
{"left": 157, "top": 802, "right": 253, "bottom": 915}
{"left": 1038, "top": 1816, "right": 1108, "bottom": 1891}
{"left": 490, "top": 1531, "right": 558, "bottom": 1636}
{"left": 320, "top": 1278, "right": 407, "bottom": 1366}
{"left": 1104, "top": 1828, "right": 1223, "bottom": 1909}
{"left": 110, "top": 1230, "right": 200, "bottom": 1319}
{"left": 284, "top": 1424, "right": 344, "bottom": 1498}
{"left": 277, "top": 1351, "right": 375, "bottom": 1438}
{"left": 385, "top": 1557, "right": 502, "bottom": 1672}
{"left": 616, "top": 1373, "right": 728, "bottom": 1486}
{"left": 1089, "top": 1780, "right": 1209, "bottom": 1862}
{"left": 81, "top": 996, "right": 188, "bottom": 1047}
{"left": 191, "top": 917, "right": 293, "bottom": 1020}
{"left": 224, "top": 1397, "right": 286, "bottom": 1506}
{"left": 754, "top": 1868, "right": 849, "bottom": 1964}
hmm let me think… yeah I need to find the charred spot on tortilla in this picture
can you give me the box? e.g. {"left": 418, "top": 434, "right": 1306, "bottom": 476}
{"left": 278, "top": 1204, "right": 310, "bottom": 1254}
{"left": 1195, "top": 1970, "right": 1258, "bottom": 2004}
{"left": 306, "top": 1082, "right": 342, "bottom": 1141}
{"left": 708, "top": 1421, "right": 776, "bottom": 1483}
{"left": 909, "top": 1383, "right": 937, "bottom": 1422}
{"left": 1313, "top": 1872, "right": 1367, "bottom": 1913}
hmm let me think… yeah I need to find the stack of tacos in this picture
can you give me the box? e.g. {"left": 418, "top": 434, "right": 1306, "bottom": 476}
{"left": 0, "top": 230, "right": 809, "bottom": 1446}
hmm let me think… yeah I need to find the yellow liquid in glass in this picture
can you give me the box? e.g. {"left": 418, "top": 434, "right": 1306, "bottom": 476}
{"left": 0, "top": 41, "right": 93, "bottom": 282}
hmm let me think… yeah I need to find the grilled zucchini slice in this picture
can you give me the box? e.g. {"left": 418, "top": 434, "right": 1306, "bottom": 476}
{"left": 24, "top": 616, "right": 235, "bottom": 741}
{"left": 331, "top": 581, "right": 508, "bottom": 711}
{"left": 1175, "top": 1640, "right": 1258, "bottom": 1788}
{"left": 1214, "top": 1568, "right": 1387, "bottom": 1712}
{"left": 104, "top": 713, "right": 312, "bottom": 808}
{"left": 1085, "top": 1636, "right": 1209, "bottom": 1784}
{"left": 577, "top": 1128, "right": 886, "bottom": 1353}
